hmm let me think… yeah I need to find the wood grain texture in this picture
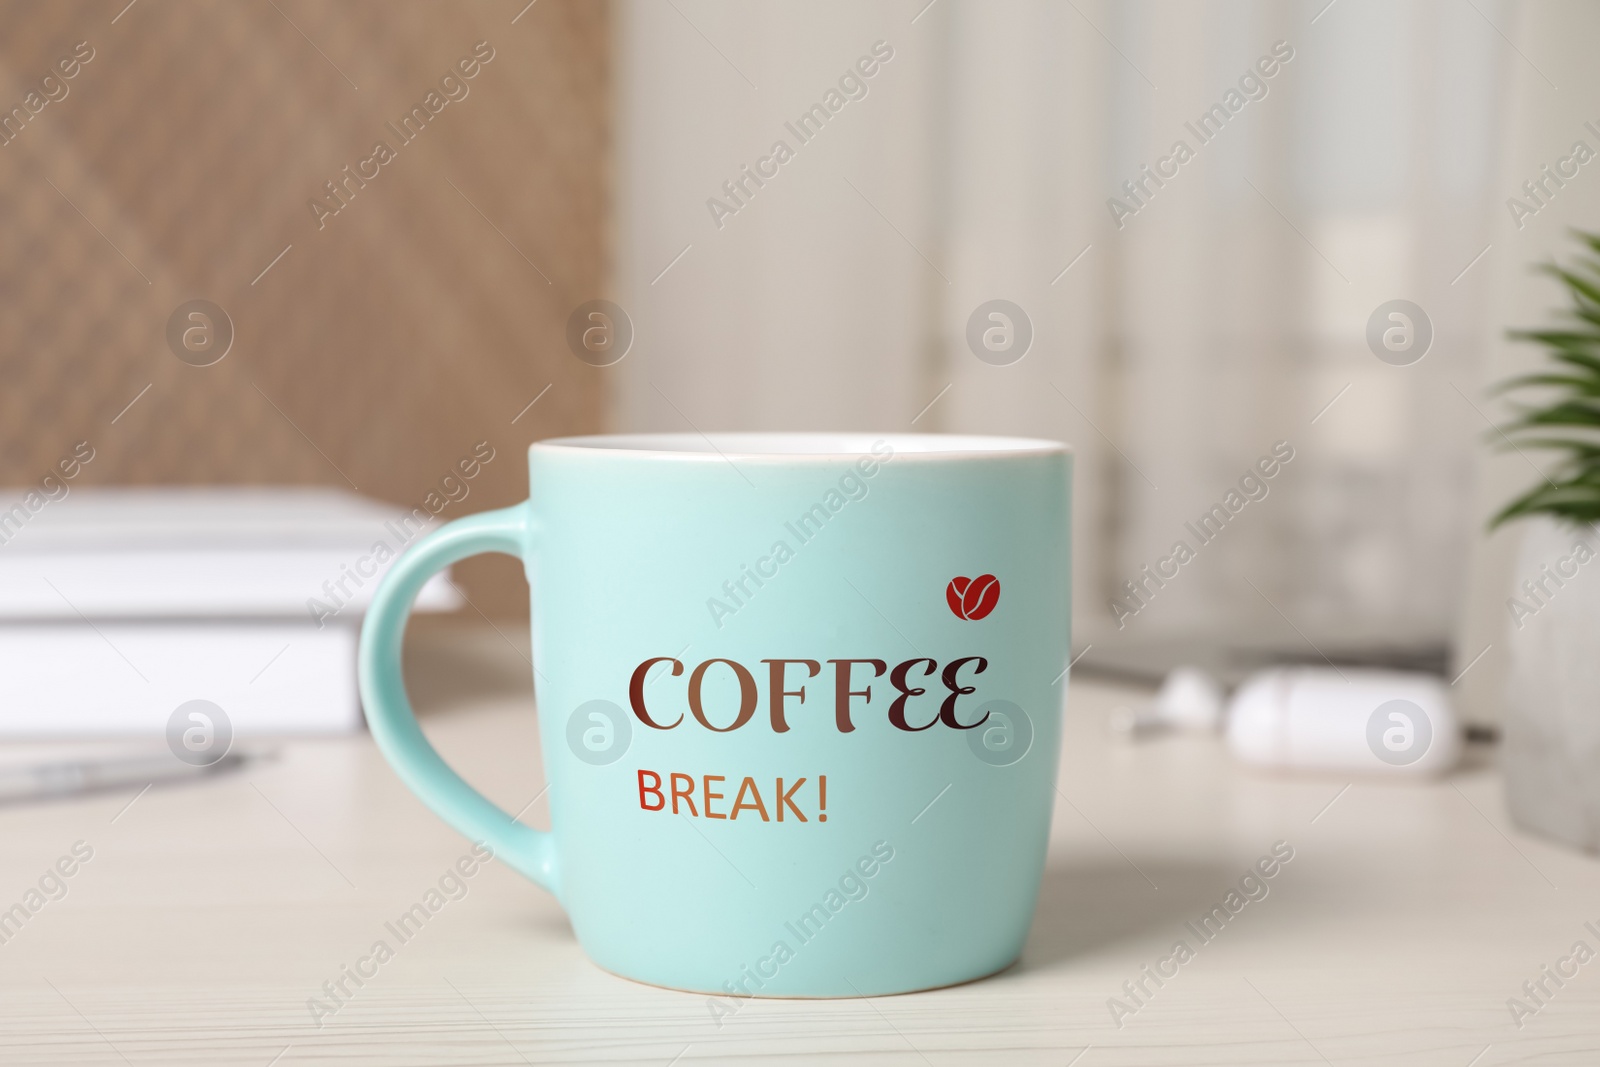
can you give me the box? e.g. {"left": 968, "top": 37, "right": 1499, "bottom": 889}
{"left": 0, "top": 1, "right": 609, "bottom": 617}
{"left": 1, "top": 634, "right": 1597, "bottom": 1064}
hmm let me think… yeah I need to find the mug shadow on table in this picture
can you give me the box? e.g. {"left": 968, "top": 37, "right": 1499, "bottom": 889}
{"left": 1018, "top": 857, "right": 1238, "bottom": 971}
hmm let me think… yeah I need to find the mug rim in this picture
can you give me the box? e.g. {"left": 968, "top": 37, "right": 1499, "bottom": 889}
{"left": 531, "top": 432, "right": 1072, "bottom": 461}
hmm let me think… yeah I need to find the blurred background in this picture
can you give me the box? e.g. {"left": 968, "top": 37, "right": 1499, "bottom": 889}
{"left": 2, "top": 0, "right": 1596, "bottom": 730}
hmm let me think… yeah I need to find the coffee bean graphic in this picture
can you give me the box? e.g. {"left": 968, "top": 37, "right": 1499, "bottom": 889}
{"left": 946, "top": 574, "right": 1000, "bottom": 620}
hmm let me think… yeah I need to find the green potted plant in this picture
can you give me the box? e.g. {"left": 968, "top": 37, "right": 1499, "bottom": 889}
{"left": 1491, "top": 228, "right": 1600, "bottom": 852}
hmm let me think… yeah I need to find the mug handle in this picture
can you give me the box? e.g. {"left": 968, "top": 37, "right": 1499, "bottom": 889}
{"left": 357, "top": 501, "right": 559, "bottom": 895}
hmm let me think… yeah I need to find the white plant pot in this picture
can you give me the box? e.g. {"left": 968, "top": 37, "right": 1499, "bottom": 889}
{"left": 1502, "top": 516, "right": 1600, "bottom": 852}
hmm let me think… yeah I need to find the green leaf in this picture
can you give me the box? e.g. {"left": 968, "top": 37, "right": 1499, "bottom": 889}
{"left": 1548, "top": 266, "right": 1600, "bottom": 310}
{"left": 1490, "top": 373, "right": 1600, "bottom": 397}
{"left": 1495, "top": 229, "right": 1600, "bottom": 527}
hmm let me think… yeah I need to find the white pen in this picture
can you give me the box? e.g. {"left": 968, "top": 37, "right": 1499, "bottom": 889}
{"left": 0, "top": 751, "right": 246, "bottom": 804}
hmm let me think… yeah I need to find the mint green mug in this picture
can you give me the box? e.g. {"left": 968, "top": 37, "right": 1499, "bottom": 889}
{"left": 359, "top": 433, "right": 1071, "bottom": 998}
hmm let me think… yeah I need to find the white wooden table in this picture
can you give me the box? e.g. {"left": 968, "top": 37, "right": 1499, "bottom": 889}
{"left": 2, "top": 629, "right": 1597, "bottom": 1065}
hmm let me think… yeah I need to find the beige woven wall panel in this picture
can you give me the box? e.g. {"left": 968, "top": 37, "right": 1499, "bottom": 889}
{"left": 0, "top": 1, "right": 610, "bottom": 617}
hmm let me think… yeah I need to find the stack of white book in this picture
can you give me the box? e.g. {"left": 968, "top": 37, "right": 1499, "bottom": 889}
{"left": 0, "top": 487, "right": 460, "bottom": 737}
